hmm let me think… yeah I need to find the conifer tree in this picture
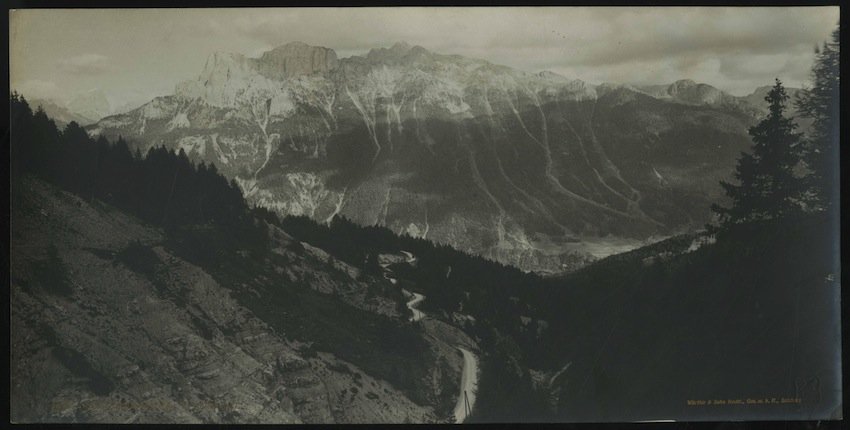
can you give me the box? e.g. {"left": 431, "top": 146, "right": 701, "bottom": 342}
{"left": 796, "top": 25, "right": 840, "bottom": 211}
{"left": 711, "top": 79, "right": 806, "bottom": 227}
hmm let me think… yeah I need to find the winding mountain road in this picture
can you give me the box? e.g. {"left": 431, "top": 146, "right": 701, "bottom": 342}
{"left": 384, "top": 252, "right": 479, "bottom": 423}
{"left": 452, "top": 347, "right": 479, "bottom": 423}
{"left": 402, "top": 288, "right": 478, "bottom": 422}
{"left": 404, "top": 290, "right": 426, "bottom": 322}
{"left": 400, "top": 250, "right": 417, "bottom": 263}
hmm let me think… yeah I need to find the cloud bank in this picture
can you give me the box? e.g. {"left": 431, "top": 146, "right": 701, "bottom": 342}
{"left": 10, "top": 7, "right": 840, "bottom": 108}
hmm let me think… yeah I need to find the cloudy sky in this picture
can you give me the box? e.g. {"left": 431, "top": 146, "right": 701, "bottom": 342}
{"left": 10, "top": 7, "right": 839, "bottom": 111}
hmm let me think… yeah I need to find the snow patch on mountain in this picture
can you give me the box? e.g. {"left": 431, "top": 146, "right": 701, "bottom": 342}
{"left": 234, "top": 176, "right": 259, "bottom": 198}
{"left": 178, "top": 136, "right": 207, "bottom": 157}
{"left": 210, "top": 134, "right": 231, "bottom": 164}
{"left": 250, "top": 172, "right": 342, "bottom": 218}
{"left": 168, "top": 112, "right": 191, "bottom": 130}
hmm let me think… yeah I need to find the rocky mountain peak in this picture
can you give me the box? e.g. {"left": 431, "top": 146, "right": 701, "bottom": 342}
{"left": 741, "top": 84, "right": 803, "bottom": 116}
{"left": 666, "top": 79, "right": 723, "bottom": 105}
{"left": 389, "top": 41, "right": 412, "bottom": 52}
{"left": 28, "top": 97, "right": 96, "bottom": 126}
{"left": 746, "top": 85, "right": 774, "bottom": 100}
{"left": 204, "top": 51, "right": 250, "bottom": 71}
{"left": 536, "top": 70, "right": 571, "bottom": 83}
{"left": 255, "top": 42, "right": 338, "bottom": 80}
{"left": 197, "top": 51, "right": 253, "bottom": 83}
{"left": 667, "top": 79, "right": 697, "bottom": 92}
{"left": 365, "top": 42, "right": 433, "bottom": 64}
{"left": 594, "top": 83, "right": 644, "bottom": 106}
{"left": 406, "top": 44, "right": 432, "bottom": 59}
{"left": 596, "top": 82, "right": 638, "bottom": 95}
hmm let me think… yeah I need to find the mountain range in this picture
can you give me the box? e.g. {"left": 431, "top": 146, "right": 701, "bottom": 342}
{"left": 88, "top": 41, "right": 801, "bottom": 273}
{"left": 29, "top": 89, "right": 113, "bottom": 126}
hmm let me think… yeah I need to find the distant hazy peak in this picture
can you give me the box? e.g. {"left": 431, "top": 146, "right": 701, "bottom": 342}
{"left": 63, "top": 89, "right": 111, "bottom": 123}
{"left": 669, "top": 78, "right": 698, "bottom": 89}
{"left": 390, "top": 41, "right": 411, "bottom": 51}
{"left": 744, "top": 85, "right": 800, "bottom": 99}
{"left": 535, "top": 70, "right": 572, "bottom": 82}
{"left": 595, "top": 82, "right": 641, "bottom": 95}
{"left": 28, "top": 97, "right": 101, "bottom": 126}
{"left": 365, "top": 42, "right": 433, "bottom": 63}
{"left": 750, "top": 85, "right": 774, "bottom": 93}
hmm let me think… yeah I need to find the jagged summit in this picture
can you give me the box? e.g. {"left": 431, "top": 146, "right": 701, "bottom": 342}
{"left": 365, "top": 41, "right": 433, "bottom": 64}
{"left": 267, "top": 40, "right": 313, "bottom": 50}
{"left": 667, "top": 79, "right": 709, "bottom": 94}
{"left": 663, "top": 79, "right": 725, "bottom": 104}
{"left": 669, "top": 78, "right": 697, "bottom": 88}
{"left": 390, "top": 41, "right": 411, "bottom": 51}
{"left": 536, "top": 70, "right": 569, "bottom": 81}
{"left": 196, "top": 42, "right": 339, "bottom": 82}
{"left": 631, "top": 79, "right": 733, "bottom": 107}
{"left": 256, "top": 42, "right": 338, "bottom": 80}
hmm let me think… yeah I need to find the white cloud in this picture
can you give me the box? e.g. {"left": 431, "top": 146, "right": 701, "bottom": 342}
{"left": 223, "top": 7, "right": 837, "bottom": 94}
{"left": 9, "top": 7, "right": 840, "bottom": 106}
{"left": 57, "top": 53, "right": 114, "bottom": 75}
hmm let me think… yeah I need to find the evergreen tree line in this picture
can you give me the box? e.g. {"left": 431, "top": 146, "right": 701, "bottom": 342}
{"left": 10, "top": 93, "right": 264, "bottom": 240}
{"left": 711, "top": 27, "right": 839, "bottom": 231}
{"left": 277, "top": 214, "right": 543, "bottom": 327}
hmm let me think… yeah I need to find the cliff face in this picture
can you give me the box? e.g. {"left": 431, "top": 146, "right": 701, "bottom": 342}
{"left": 256, "top": 42, "right": 339, "bottom": 80}
{"left": 90, "top": 42, "right": 769, "bottom": 273}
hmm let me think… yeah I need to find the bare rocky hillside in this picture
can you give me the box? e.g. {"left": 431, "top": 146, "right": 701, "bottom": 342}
{"left": 10, "top": 177, "right": 470, "bottom": 423}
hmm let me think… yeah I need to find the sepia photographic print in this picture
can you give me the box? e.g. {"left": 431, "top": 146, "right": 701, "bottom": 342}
{"left": 8, "top": 5, "right": 842, "bottom": 424}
